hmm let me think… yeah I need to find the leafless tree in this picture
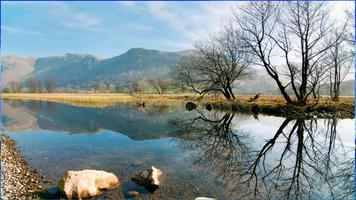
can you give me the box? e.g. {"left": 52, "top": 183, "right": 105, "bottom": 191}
{"left": 147, "top": 78, "right": 170, "bottom": 94}
{"left": 235, "top": 2, "right": 346, "bottom": 105}
{"left": 325, "top": 31, "right": 353, "bottom": 101}
{"left": 9, "top": 81, "right": 22, "bottom": 93}
{"left": 109, "top": 84, "right": 117, "bottom": 93}
{"left": 38, "top": 80, "right": 43, "bottom": 93}
{"left": 171, "top": 24, "right": 252, "bottom": 100}
{"left": 131, "top": 80, "right": 146, "bottom": 94}
{"left": 91, "top": 83, "right": 98, "bottom": 93}
{"left": 26, "top": 78, "right": 38, "bottom": 93}
{"left": 44, "top": 77, "right": 56, "bottom": 93}
{"left": 345, "top": 8, "right": 355, "bottom": 47}
{"left": 98, "top": 82, "right": 107, "bottom": 93}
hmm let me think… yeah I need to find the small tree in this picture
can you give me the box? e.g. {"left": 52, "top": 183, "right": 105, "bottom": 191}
{"left": 91, "top": 83, "right": 98, "bottom": 93}
{"left": 131, "top": 80, "right": 146, "bottom": 94}
{"left": 26, "top": 78, "right": 38, "bottom": 93}
{"left": 98, "top": 82, "right": 107, "bottom": 93}
{"left": 38, "top": 80, "right": 42, "bottom": 93}
{"left": 109, "top": 84, "right": 117, "bottom": 93}
{"left": 171, "top": 24, "right": 252, "bottom": 100}
{"left": 147, "top": 78, "right": 171, "bottom": 94}
{"left": 326, "top": 31, "right": 353, "bottom": 101}
{"left": 9, "top": 81, "right": 22, "bottom": 93}
{"left": 44, "top": 77, "right": 56, "bottom": 93}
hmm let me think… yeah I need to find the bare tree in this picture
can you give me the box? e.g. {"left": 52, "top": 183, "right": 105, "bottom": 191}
{"left": 171, "top": 24, "right": 252, "bottom": 100}
{"left": 98, "top": 82, "right": 106, "bottom": 93}
{"left": 38, "top": 80, "right": 43, "bottom": 93}
{"left": 345, "top": 8, "right": 355, "bottom": 47}
{"left": 326, "top": 31, "right": 353, "bottom": 101}
{"left": 109, "top": 84, "right": 117, "bottom": 93}
{"left": 44, "top": 77, "right": 56, "bottom": 93}
{"left": 91, "top": 83, "right": 98, "bottom": 93}
{"left": 26, "top": 78, "right": 38, "bottom": 93}
{"left": 147, "top": 78, "right": 170, "bottom": 94}
{"left": 235, "top": 2, "right": 345, "bottom": 105}
{"left": 9, "top": 81, "right": 22, "bottom": 93}
{"left": 131, "top": 80, "right": 146, "bottom": 94}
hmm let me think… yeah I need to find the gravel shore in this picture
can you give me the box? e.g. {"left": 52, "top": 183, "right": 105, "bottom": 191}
{"left": 1, "top": 134, "right": 44, "bottom": 199}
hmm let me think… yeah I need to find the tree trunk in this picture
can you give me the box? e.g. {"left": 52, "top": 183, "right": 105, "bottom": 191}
{"left": 222, "top": 88, "right": 232, "bottom": 100}
{"left": 333, "top": 91, "right": 340, "bottom": 102}
{"left": 228, "top": 86, "right": 235, "bottom": 100}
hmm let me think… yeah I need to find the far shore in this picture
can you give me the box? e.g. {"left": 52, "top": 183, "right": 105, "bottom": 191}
{"left": 1, "top": 93, "right": 354, "bottom": 118}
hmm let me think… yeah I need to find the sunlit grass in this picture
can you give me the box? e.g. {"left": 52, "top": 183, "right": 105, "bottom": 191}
{"left": 1, "top": 93, "right": 354, "bottom": 114}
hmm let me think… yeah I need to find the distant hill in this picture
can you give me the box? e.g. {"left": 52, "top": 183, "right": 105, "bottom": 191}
{"left": 319, "top": 79, "right": 355, "bottom": 96}
{"left": 1, "top": 48, "right": 190, "bottom": 89}
{"left": 1, "top": 48, "right": 354, "bottom": 96}
{"left": 1, "top": 56, "right": 36, "bottom": 86}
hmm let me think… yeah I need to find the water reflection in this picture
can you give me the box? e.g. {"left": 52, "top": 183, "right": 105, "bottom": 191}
{"left": 1, "top": 99, "right": 186, "bottom": 140}
{"left": 1, "top": 99, "right": 354, "bottom": 199}
{"left": 172, "top": 112, "right": 354, "bottom": 200}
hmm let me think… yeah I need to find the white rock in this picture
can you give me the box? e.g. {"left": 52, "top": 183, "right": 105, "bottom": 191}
{"left": 195, "top": 198, "right": 216, "bottom": 200}
{"left": 58, "top": 170, "right": 119, "bottom": 199}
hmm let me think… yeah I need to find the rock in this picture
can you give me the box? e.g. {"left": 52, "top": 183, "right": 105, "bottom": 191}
{"left": 128, "top": 191, "right": 141, "bottom": 197}
{"left": 131, "top": 166, "right": 165, "bottom": 192}
{"left": 58, "top": 170, "right": 119, "bottom": 199}
{"left": 186, "top": 102, "right": 197, "bottom": 111}
{"left": 195, "top": 197, "right": 216, "bottom": 200}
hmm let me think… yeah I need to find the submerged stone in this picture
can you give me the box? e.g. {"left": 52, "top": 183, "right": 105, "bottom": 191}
{"left": 205, "top": 104, "right": 212, "bottom": 111}
{"left": 186, "top": 102, "right": 197, "bottom": 111}
{"left": 131, "top": 166, "right": 165, "bottom": 192}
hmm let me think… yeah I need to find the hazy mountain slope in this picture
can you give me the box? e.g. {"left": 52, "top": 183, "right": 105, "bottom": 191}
{"left": 319, "top": 79, "right": 355, "bottom": 96}
{"left": 84, "top": 48, "right": 184, "bottom": 84}
{"left": 28, "top": 53, "right": 100, "bottom": 85}
{"left": 1, "top": 56, "right": 36, "bottom": 86}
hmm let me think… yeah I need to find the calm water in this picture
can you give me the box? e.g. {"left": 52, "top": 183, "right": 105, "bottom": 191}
{"left": 1, "top": 99, "right": 354, "bottom": 200}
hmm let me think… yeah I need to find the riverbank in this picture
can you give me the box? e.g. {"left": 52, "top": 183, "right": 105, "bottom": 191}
{"left": 1, "top": 134, "right": 44, "bottom": 199}
{"left": 2, "top": 93, "right": 354, "bottom": 118}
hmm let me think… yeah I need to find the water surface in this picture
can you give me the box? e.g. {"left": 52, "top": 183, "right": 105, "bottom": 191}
{"left": 1, "top": 99, "right": 354, "bottom": 199}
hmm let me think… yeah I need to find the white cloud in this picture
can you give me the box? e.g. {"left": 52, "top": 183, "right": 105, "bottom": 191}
{"left": 1, "top": 25, "right": 41, "bottom": 35}
{"left": 50, "top": 2, "right": 103, "bottom": 31}
{"left": 118, "top": 1, "right": 236, "bottom": 45}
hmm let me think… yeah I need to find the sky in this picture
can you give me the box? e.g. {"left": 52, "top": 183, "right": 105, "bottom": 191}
{"left": 1, "top": 1, "right": 353, "bottom": 58}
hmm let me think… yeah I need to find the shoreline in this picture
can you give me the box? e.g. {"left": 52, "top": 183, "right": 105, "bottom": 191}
{"left": 1, "top": 134, "right": 44, "bottom": 199}
{"left": 2, "top": 93, "right": 354, "bottom": 118}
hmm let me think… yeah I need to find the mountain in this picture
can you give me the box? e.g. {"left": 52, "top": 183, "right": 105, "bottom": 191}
{"left": 1, "top": 56, "right": 36, "bottom": 86}
{"left": 318, "top": 79, "right": 355, "bottom": 96}
{"left": 1, "top": 48, "right": 354, "bottom": 96}
{"left": 1, "top": 48, "right": 189, "bottom": 89}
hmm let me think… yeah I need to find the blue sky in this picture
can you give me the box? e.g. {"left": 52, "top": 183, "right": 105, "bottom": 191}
{"left": 1, "top": 1, "right": 352, "bottom": 58}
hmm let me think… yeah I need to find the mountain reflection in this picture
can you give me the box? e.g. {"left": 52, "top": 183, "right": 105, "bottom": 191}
{"left": 172, "top": 112, "right": 354, "bottom": 200}
{"left": 1, "top": 99, "right": 182, "bottom": 140}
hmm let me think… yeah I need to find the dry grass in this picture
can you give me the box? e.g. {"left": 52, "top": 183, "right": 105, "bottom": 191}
{"left": 1, "top": 93, "right": 354, "bottom": 117}
{"left": 1, "top": 93, "right": 198, "bottom": 107}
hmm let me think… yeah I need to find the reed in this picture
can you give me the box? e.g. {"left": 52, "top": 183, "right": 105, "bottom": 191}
{"left": 1, "top": 93, "right": 354, "bottom": 117}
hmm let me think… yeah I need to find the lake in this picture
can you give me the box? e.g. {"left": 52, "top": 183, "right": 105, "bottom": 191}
{"left": 1, "top": 99, "right": 354, "bottom": 199}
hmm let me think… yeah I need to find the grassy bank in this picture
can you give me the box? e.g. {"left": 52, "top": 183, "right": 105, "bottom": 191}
{"left": 2, "top": 93, "right": 354, "bottom": 118}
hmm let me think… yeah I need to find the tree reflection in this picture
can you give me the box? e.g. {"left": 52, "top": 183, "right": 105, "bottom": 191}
{"left": 172, "top": 112, "right": 354, "bottom": 199}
